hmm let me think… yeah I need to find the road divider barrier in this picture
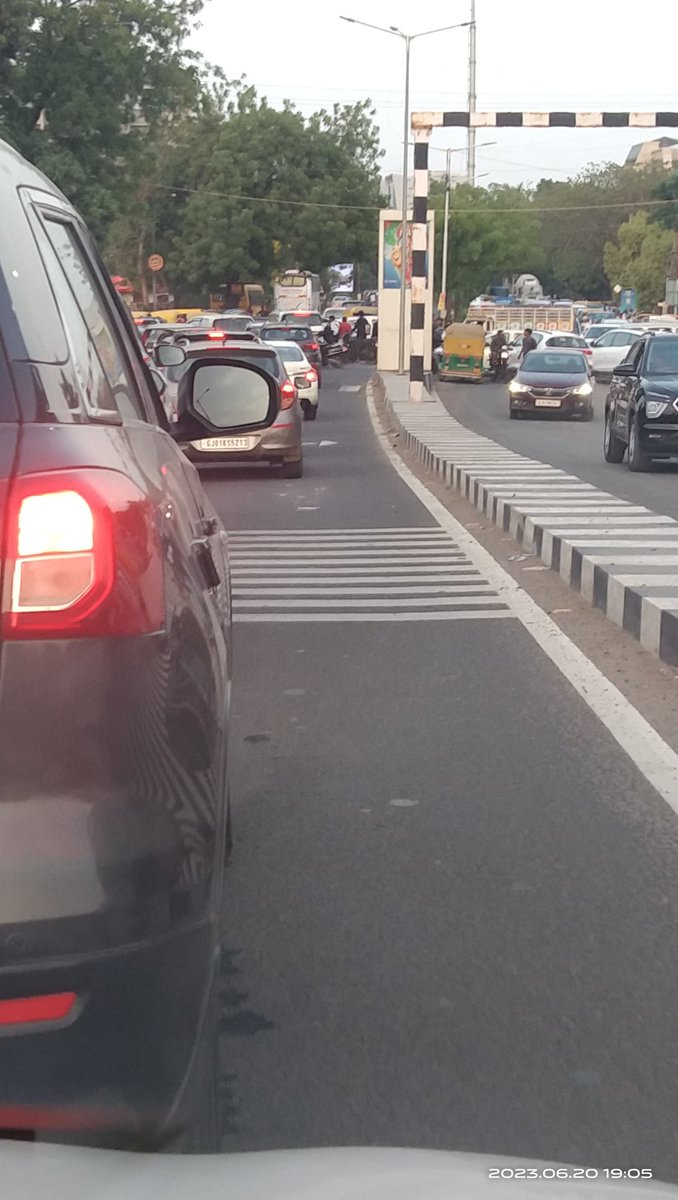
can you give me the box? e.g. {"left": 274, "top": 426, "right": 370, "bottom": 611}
{"left": 379, "top": 373, "right": 678, "bottom": 667}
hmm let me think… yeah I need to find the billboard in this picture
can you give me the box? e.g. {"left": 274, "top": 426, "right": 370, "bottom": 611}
{"left": 382, "top": 220, "right": 413, "bottom": 289}
{"left": 329, "top": 263, "right": 354, "bottom": 294}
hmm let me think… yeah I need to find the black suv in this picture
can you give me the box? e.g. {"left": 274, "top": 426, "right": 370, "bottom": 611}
{"left": 0, "top": 138, "right": 278, "bottom": 1147}
{"left": 604, "top": 334, "right": 678, "bottom": 471}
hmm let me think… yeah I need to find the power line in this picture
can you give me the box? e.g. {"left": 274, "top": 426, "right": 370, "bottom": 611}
{"left": 158, "top": 182, "right": 678, "bottom": 215}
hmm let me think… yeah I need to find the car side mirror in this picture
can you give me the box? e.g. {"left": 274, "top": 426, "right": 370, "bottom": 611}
{"left": 172, "top": 359, "right": 278, "bottom": 442}
{"left": 153, "top": 342, "right": 186, "bottom": 367}
{"left": 612, "top": 361, "right": 636, "bottom": 377}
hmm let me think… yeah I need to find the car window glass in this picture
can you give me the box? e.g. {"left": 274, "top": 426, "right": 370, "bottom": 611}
{"left": 41, "top": 217, "right": 146, "bottom": 422}
{"left": 278, "top": 345, "right": 304, "bottom": 362}
{"left": 645, "top": 338, "right": 678, "bottom": 374}
{"left": 522, "top": 352, "right": 586, "bottom": 373}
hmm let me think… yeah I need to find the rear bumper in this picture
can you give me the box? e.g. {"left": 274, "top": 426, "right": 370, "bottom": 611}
{"left": 183, "top": 417, "right": 302, "bottom": 464}
{"left": 0, "top": 918, "right": 216, "bottom": 1142}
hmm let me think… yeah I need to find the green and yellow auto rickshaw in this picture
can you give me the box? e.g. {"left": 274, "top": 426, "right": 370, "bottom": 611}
{"left": 438, "top": 321, "right": 485, "bottom": 382}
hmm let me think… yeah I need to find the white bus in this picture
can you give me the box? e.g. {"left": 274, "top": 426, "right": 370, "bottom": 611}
{"left": 274, "top": 270, "right": 321, "bottom": 314}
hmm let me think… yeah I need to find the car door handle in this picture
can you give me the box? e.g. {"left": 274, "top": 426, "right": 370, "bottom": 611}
{"left": 192, "top": 537, "right": 221, "bottom": 590}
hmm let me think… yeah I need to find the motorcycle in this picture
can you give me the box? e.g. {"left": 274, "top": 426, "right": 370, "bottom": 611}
{"left": 491, "top": 344, "right": 510, "bottom": 381}
{"left": 324, "top": 341, "right": 347, "bottom": 369}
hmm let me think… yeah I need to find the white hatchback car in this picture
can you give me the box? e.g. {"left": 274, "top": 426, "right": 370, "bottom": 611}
{"left": 507, "top": 331, "right": 592, "bottom": 373}
{"left": 588, "top": 326, "right": 645, "bottom": 380}
{"left": 273, "top": 341, "right": 320, "bottom": 420}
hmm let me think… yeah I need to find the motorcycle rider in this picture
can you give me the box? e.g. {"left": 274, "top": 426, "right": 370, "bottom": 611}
{"left": 490, "top": 328, "right": 507, "bottom": 378}
{"left": 321, "top": 317, "right": 337, "bottom": 365}
{"left": 337, "top": 315, "right": 353, "bottom": 346}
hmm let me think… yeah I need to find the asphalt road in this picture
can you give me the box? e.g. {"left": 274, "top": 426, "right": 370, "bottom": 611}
{"left": 437, "top": 377, "right": 678, "bottom": 521}
{"left": 202, "top": 364, "right": 678, "bottom": 1180}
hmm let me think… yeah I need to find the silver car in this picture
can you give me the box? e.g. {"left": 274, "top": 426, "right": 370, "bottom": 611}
{"left": 165, "top": 342, "right": 304, "bottom": 477}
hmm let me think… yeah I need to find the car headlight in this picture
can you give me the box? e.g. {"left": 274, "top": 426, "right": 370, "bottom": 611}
{"left": 645, "top": 398, "right": 669, "bottom": 418}
{"left": 508, "top": 380, "right": 527, "bottom": 394}
{"left": 573, "top": 382, "right": 593, "bottom": 396}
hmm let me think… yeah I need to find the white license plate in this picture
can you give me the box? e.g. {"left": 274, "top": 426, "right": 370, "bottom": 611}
{"left": 193, "top": 437, "right": 252, "bottom": 450}
{"left": 534, "top": 398, "right": 562, "bottom": 408}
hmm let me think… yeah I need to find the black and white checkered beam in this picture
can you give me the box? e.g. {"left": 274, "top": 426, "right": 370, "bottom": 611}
{"left": 412, "top": 110, "right": 678, "bottom": 129}
{"left": 409, "top": 131, "right": 429, "bottom": 403}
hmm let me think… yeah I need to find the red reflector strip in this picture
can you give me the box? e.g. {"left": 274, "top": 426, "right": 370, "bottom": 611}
{"left": 0, "top": 992, "right": 77, "bottom": 1026}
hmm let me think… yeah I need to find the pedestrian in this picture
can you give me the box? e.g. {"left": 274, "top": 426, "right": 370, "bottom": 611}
{"left": 520, "top": 326, "right": 537, "bottom": 362}
{"left": 338, "top": 314, "right": 352, "bottom": 345}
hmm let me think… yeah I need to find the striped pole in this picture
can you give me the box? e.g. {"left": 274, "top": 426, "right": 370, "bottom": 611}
{"left": 409, "top": 127, "right": 431, "bottom": 402}
{"left": 408, "top": 110, "right": 678, "bottom": 398}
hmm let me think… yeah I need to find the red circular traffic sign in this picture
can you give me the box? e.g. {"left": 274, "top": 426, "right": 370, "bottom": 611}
{"left": 147, "top": 254, "right": 164, "bottom": 272}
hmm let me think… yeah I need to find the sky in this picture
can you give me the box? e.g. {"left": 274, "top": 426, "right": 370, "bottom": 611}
{"left": 189, "top": 0, "right": 678, "bottom": 188}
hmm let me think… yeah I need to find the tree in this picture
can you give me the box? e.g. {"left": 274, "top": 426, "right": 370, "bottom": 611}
{"left": 0, "top": 0, "right": 207, "bottom": 240}
{"left": 430, "top": 181, "right": 544, "bottom": 314}
{"left": 649, "top": 169, "right": 678, "bottom": 285}
{"left": 157, "top": 96, "right": 383, "bottom": 298}
{"left": 603, "top": 211, "right": 671, "bottom": 311}
{"left": 534, "top": 163, "right": 663, "bottom": 299}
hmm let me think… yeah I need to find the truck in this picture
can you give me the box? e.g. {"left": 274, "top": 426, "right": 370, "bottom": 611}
{"left": 465, "top": 301, "right": 579, "bottom": 336}
{"left": 273, "top": 269, "right": 321, "bottom": 314}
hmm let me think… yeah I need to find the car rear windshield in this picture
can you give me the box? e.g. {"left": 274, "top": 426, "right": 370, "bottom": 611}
{"left": 216, "top": 317, "right": 253, "bottom": 331}
{"left": 547, "top": 336, "right": 587, "bottom": 348}
{"left": 276, "top": 345, "right": 304, "bottom": 362}
{"left": 166, "top": 349, "right": 283, "bottom": 383}
{"left": 645, "top": 337, "right": 678, "bottom": 374}
{"left": 522, "top": 352, "right": 586, "bottom": 373}
{"left": 263, "top": 326, "right": 311, "bottom": 341}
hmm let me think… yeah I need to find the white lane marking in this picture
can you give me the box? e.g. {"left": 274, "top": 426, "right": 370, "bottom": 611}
{"left": 339, "top": 385, "right": 361, "bottom": 392}
{"left": 232, "top": 575, "right": 483, "bottom": 585}
{"left": 318, "top": 440, "right": 338, "bottom": 446}
{"left": 237, "top": 610, "right": 515, "bottom": 623}
{"left": 230, "top": 538, "right": 451, "bottom": 548}
{"left": 232, "top": 566, "right": 474, "bottom": 576}
{"left": 231, "top": 527, "right": 442, "bottom": 533}
{"left": 233, "top": 555, "right": 468, "bottom": 565}
{"left": 296, "top": 506, "right": 319, "bottom": 510}
{"left": 367, "top": 383, "right": 678, "bottom": 812}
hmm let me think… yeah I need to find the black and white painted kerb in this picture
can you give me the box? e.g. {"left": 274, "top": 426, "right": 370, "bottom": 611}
{"left": 383, "top": 374, "right": 678, "bottom": 667}
{"left": 409, "top": 130, "right": 430, "bottom": 404}
{"left": 407, "top": 110, "right": 678, "bottom": 401}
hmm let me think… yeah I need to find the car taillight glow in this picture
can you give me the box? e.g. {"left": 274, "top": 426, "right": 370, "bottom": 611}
{"left": 0, "top": 992, "right": 77, "bottom": 1027}
{"left": 305, "top": 369, "right": 317, "bottom": 383}
{"left": 280, "top": 380, "right": 296, "bottom": 409}
{"left": 307, "top": 342, "right": 319, "bottom": 352}
{"left": 207, "top": 330, "right": 226, "bottom": 339}
{"left": 2, "top": 469, "right": 165, "bottom": 639}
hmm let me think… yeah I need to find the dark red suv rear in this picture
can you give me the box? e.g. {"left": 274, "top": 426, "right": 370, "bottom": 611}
{"left": 0, "top": 138, "right": 231, "bottom": 1147}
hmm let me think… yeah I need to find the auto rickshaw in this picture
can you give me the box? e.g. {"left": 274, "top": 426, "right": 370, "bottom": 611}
{"left": 438, "top": 321, "right": 485, "bottom": 382}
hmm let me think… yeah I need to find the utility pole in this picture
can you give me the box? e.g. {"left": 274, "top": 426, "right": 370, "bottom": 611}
{"left": 467, "top": 0, "right": 477, "bottom": 185}
{"left": 398, "top": 34, "right": 411, "bottom": 373}
{"left": 440, "top": 148, "right": 452, "bottom": 319}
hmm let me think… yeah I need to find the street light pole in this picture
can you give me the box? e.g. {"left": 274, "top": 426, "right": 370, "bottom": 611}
{"left": 467, "top": 0, "right": 477, "bottom": 184}
{"left": 440, "top": 148, "right": 451, "bottom": 320}
{"left": 398, "top": 34, "right": 411, "bottom": 372}
{"left": 340, "top": 15, "right": 471, "bottom": 374}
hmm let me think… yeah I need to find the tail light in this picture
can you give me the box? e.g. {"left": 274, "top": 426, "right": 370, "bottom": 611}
{"left": 207, "top": 330, "right": 226, "bottom": 340}
{"left": 0, "top": 992, "right": 77, "bottom": 1027}
{"left": 2, "top": 469, "right": 165, "bottom": 639}
{"left": 305, "top": 369, "right": 317, "bottom": 383}
{"left": 280, "top": 380, "right": 296, "bottom": 409}
{"left": 307, "top": 342, "right": 319, "bottom": 352}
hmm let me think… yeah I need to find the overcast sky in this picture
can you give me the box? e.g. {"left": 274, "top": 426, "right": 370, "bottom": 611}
{"left": 190, "top": 0, "right": 677, "bottom": 187}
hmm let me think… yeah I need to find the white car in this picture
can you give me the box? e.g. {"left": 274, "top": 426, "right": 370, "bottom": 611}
{"left": 507, "top": 331, "right": 591, "bottom": 373}
{"left": 272, "top": 340, "right": 319, "bottom": 420}
{"left": 589, "top": 327, "right": 645, "bottom": 380}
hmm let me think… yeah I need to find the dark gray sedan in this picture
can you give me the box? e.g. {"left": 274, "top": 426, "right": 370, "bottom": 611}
{"left": 508, "top": 350, "right": 594, "bottom": 420}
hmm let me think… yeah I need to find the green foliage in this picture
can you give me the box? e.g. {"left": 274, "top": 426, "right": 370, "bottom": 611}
{"left": 430, "top": 181, "right": 544, "bottom": 314}
{"left": 533, "top": 163, "right": 662, "bottom": 299}
{"left": 603, "top": 211, "right": 672, "bottom": 311}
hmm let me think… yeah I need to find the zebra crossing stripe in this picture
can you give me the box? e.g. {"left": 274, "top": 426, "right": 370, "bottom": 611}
{"left": 229, "top": 526, "right": 511, "bottom": 623}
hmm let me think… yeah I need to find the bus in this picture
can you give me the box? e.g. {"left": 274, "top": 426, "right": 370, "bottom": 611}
{"left": 274, "top": 270, "right": 321, "bottom": 314}
{"left": 209, "top": 281, "right": 266, "bottom": 315}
